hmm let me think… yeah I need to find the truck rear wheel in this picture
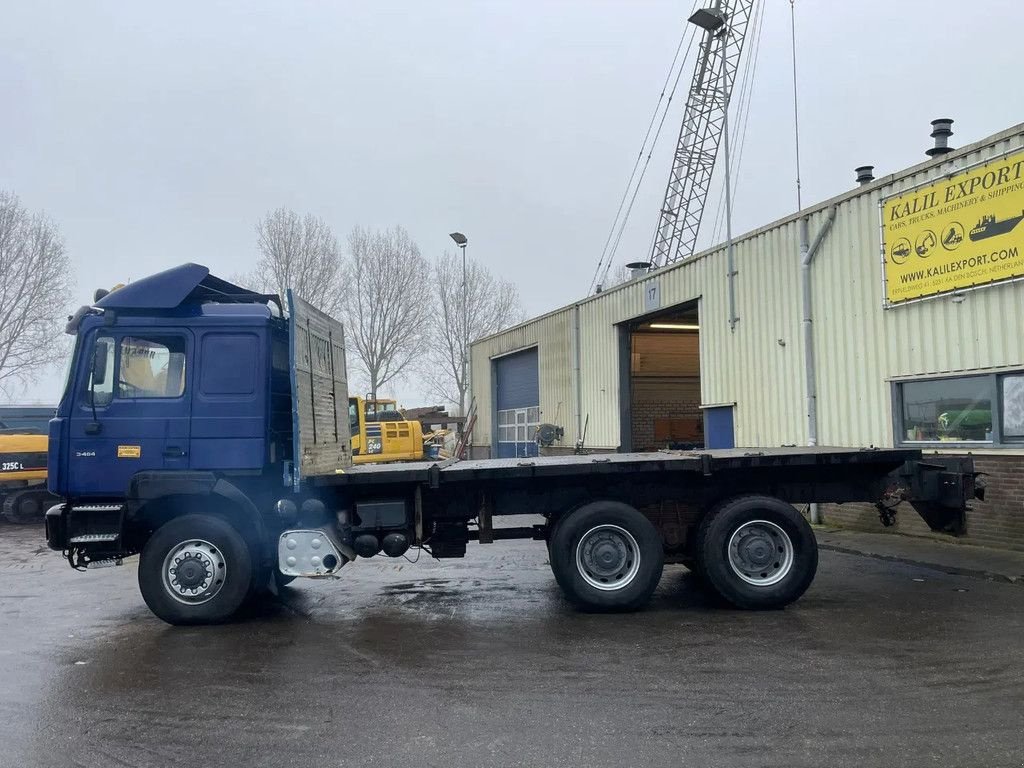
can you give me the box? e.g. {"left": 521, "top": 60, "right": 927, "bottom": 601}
{"left": 139, "top": 514, "right": 253, "bottom": 625}
{"left": 695, "top": 495, "right": 817, "bottom": 610}
{"left": 550, "top": 501, "right": 664, "bottom": 612}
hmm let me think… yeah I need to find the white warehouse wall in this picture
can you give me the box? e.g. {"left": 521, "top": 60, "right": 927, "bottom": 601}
{"left": 471, "top": 123, "right": 1024, "bottom": 454}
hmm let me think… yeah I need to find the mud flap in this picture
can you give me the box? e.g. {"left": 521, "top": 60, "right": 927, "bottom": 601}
{"left": 894, "top": 457, "right": 982, "bottom": 535}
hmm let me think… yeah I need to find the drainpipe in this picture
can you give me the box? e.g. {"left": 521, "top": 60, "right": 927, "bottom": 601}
{"left": 573, "top": 303, "right": 583, "bottom": 444}
{"left": 801, "top": 204, "right": 837, "bottom": 524}
{"left": 721, "top": 43, "right": 739, "bottom": 332}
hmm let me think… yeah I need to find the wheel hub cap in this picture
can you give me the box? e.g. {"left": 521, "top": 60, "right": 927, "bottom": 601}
{"left": 172, "top": 552, "right": 211, "bottom": 590}
{"left": 727, "top": 520, "right": 794, "bottom": 587}
{"left": 162, "top": 540, "right": 226, "bottom": 605}
{"left": 575, "top": 524, "right": 642, "bottom": 591}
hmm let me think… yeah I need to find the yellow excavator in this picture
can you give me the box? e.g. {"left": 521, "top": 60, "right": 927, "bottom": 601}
{"left": 0, "top": 407, "right": 56, "bottom": 524}
{"left": 348, "top": 396, "right": 426, "bottom": 464}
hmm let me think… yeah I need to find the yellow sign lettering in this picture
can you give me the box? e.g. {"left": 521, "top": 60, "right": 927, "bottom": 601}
{"left": 883, "top": 150, "right": 1024, "bottom": 305}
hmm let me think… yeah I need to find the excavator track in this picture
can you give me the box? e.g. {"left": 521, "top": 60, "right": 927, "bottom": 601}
{"left": 2, "top": 488, "right": 58, "bottom": 525}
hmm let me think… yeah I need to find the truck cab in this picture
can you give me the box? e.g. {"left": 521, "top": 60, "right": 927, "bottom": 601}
{"left": 47, "top": 265, "right": 306, "bottom": 575}
{"left": 50, "top": 267, "right": 291, "bottom": 499}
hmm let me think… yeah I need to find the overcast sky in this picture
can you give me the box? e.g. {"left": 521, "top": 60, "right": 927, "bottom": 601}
{"left": 2, "top": 0, "right": 1022, "bottom": 404}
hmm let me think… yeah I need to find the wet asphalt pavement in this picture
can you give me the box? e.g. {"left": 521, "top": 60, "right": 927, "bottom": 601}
{"left": 1, "top": 523, "right": 1023, "bottom": 768}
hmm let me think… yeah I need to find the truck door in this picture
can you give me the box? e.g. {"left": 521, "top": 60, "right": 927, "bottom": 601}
{"left": 68, "top": 329, "right": 193, "bottom": 496}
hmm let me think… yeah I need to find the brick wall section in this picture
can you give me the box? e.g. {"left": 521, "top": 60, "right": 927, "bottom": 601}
{"left": 631, "top": 401, "right": 703, "bottom": 451}
{"left": 631, "top": 379, "right": 702, "bottom": 452}
{"left": 823, "top": 454, "right": 1024, "bottom": 552}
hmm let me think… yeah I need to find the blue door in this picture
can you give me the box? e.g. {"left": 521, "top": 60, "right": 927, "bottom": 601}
{"left": 704, "top": 405, "right": 735, "bottom": 449}
{"left": 494, "top": 348, "right": 540, "bottom": 458}
{"left": 189, "top": 331, "right": 266, "bottom": 470}
{"left": 68, "top": 329, "right": 193, "bottom": 496}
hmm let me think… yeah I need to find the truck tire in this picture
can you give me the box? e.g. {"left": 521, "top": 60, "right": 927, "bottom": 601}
{"left": 138, "top": 514, "right": 253, "bottom": 625}
{"left": 549, "top": 501, "right": 664, "bottom": 612}
{"left": 695, "top": 495, "right": 817, "bottom": 610}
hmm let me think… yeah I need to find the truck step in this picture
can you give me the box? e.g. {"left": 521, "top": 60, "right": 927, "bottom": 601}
{"left": 68, "top": 533, "right": 120, "bottom": 544}
{"left": 86, "top": 557, "right": 124, "bottom": 569}
{"left": 70, "top": 504, "right": 123, "bottom": 513}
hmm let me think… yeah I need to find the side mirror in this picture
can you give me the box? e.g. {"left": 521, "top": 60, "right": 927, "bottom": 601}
{"left": 92, "top": 340, "right": 110, "bottom": 386}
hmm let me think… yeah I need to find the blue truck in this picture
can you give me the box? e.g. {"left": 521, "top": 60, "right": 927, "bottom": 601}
{"left": 44, "top": 264, "right": 981, "bottom": 625}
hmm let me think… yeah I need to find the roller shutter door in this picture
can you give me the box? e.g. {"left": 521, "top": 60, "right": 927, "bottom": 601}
{"left": 494, "top": 348, "right": 539, "bottom": 458}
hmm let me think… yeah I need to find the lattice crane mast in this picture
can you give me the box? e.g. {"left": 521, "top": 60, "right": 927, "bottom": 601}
{"left": 650, "top": 0, "right": 755, "bottom": 268}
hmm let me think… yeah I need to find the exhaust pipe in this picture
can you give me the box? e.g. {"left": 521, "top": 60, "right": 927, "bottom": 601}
{"left": 926, "top": 118, "right": 954, "bottom": 157}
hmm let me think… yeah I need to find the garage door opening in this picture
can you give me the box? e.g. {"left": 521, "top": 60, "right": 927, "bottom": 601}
{"left": 624, "top": 303, "right": 703, "bottom": 452}
{"left": 492, "top": 347, "right": 540, "bottom": 458}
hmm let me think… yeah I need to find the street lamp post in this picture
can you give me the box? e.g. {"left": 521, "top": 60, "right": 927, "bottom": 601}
{"left": 449, "top": 232, "right": 469, "bottom": 416}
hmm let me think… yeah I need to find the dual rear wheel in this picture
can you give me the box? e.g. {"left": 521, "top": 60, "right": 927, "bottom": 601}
{"left": 548, "top": 495, "right": 818, "bottom": 612}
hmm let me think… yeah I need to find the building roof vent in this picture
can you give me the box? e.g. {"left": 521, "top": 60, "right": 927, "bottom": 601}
{"left": 926, "top": 118, "right": 954, "bottom": 157}
{"left": 855, "top": 165, "right": 875, "bottom": 186}
{"left": 625, "top": 261, "right": 652, "bottom": 279}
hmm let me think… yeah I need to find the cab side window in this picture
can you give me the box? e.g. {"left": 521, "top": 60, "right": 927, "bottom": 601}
{"left": 118, "top": 336, "right": 187, "bottom": 399}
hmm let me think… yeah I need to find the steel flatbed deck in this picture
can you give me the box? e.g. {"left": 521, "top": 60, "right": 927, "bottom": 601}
{"left": 318, "top": 446, "right": 921, "bottom": 486}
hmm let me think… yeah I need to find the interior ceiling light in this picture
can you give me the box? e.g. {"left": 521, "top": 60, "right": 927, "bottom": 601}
{"left": 648, "top": 323, "right": 700, "bottom": 330}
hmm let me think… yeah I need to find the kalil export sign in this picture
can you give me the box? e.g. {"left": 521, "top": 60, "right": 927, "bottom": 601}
{"left": 882, "top": 149, "right": 1024, "bottom": 306}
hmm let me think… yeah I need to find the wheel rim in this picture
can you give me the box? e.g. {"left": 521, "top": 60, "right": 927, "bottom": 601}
{"left": 575, "top": 524, "right": 641, "bottom": 591}
{"left": 727, "top": 519, "right": 794, "bottom": 586}
{"left": 161, "top": 539, "right": 227, "bottom": 604}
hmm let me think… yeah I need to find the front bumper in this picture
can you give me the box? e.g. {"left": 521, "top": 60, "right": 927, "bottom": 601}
{"left": 45, "top": 503, "right": 67, "bottom": 550}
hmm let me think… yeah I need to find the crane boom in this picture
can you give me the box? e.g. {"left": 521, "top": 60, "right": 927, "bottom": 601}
{"left": 650, "top": 0, "right": 755, "bottom": 267}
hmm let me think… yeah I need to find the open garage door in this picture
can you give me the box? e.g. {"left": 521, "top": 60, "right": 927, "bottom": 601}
{"left": 494, "top": 348, "right": 540, "bottom": 458}
{"left": 625, "top": 302, "right": 704, "bottom": 451}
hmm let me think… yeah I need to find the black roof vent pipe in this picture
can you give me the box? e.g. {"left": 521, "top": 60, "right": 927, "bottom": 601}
{"left": 926, "top": 118, "right": 954, "bottom": 157}
{"left": 855, "top": 166, "right": 875, "bottom": 186}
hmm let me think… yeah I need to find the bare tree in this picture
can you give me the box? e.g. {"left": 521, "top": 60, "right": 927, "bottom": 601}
{"left": 603, "top": 263, "right": 637, "bottom": 289}
{"left": 420, "top": 252, "right": 523, "bottom": 413}
{"left": 0, "top": 191, "right": 71, "bottom": 394}
{"left": 342, "top": 225, "right": 429, "bottom": 399}
{"left": 249, "top": 208, "right": 343, "bottom": 314}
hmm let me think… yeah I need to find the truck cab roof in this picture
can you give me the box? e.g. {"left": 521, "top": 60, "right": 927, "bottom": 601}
{"left": 68, "top": 263, "right": 279, "bottom": 333}
{"left": 95, "top": 263, "right": 274, "bottom": 311}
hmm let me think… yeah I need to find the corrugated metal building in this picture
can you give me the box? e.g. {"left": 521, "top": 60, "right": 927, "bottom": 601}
{"left": 470, "top": 123, "right": 1024, "bottom": 550}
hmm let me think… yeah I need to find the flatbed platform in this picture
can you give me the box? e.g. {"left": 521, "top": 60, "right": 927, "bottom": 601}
{"left": 319, "top": 446, "right": 921, "bottom": 486}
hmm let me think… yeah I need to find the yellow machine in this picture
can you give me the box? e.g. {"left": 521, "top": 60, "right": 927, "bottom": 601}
{"left": 348, "top": 397, "right": 425, "bottom": 464}
{"left": 0, "top": 431, "right": 52, "bottom": 524}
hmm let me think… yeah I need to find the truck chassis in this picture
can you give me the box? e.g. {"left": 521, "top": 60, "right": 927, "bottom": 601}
{"left": 46, "top": 446, "right": 978, "bottom": 625}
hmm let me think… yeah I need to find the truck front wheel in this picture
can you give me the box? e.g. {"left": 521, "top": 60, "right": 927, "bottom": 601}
{"left": 694, "top": 495, "right": 817, "bottom": 610}
{"left": 139, "top": 514, "right": 253, "bottom": 625}
{"left": 550, "top": 501, "right": 664, "bottom": 611}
